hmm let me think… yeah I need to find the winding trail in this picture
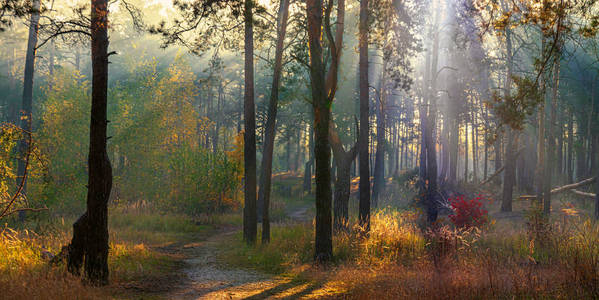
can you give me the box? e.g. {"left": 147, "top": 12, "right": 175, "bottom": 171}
{"left": 166, "top": 203, "right": 321, "bottom": 300}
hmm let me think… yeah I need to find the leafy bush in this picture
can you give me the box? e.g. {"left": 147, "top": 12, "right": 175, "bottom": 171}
{"left": 29, "top": 57, "right": 243, "bottom": 217}
{"left": 448, "top": 194, "right": 489, "bottom": 229}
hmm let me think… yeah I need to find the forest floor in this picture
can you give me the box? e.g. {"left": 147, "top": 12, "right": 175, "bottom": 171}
{"left": 142, "top": 198, "right": 323, "bottom": 300}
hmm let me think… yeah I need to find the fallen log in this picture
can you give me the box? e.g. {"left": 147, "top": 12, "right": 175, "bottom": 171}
{"left": 479, "top": 166, "right": 505, "bottom": 187}
{"left": 518, "top": 177, "right": 596, "bottom": 200}
{"left": 571, "top": 189, "right": 596, "bottom": 199}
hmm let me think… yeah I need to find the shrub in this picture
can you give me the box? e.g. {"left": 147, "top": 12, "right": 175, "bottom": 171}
{"left": 448, "top": 194, "right": 488, "bottom": 229}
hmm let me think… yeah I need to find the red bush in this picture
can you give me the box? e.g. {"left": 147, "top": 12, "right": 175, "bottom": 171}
{"left": 448, "top": 194, "right": 489, "bottom": 228}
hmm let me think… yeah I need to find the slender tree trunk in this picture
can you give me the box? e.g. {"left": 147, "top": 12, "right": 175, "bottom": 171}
{"left": 332, "top": 128, "right": 357, "bottom": 232}
{"left": 483, "top": 101, "right": 489, "bottom": 180}
{"left": 440, "top": 117, "right": 449, "bottom": 182}
{"left": 358, "top": 0, "right": 370, "bottom": 230}
{"left": 449, "top": 118, "right": 459, "bottom": 186}
{"left": 501, "top": 23, "right": 517, "bottom": 212}
{"left": 213, "top": 85, "right": 222, "bottom": 153}
{"left": 464, "top": 121, "right": 469, "bottom": 182}
{"left": 16, "top": 0, "right": 40, "bottom": 222}
{"left": 494, "top": 131, "right": 503, "bottom": 180}
{"left": 304, "top": 122, "right": 314, "bottom": 194}
{"left": 502, "top": 130, "right": 518, "bottom": 212}
{"left": 567, "top": 108, "right": 574, "bottom": 183}
{"left": 307, "top": 0, "right": 332, "bottom": 262}
{"left": 296, "top": 128, "right": 302, "bottom": 172}
{"left": 372, "top": 68, "right": 386, "bottom": 208}
{"left": 471, "top": 106, "right": 478, "bottom": 183}
{"left": 535, "top": 102, "right": 546, "bottom": 205}
{"left": 594, "top": 134, "right": 599, "bottom": 219}
{"left": 557, "top": 108, "right": 564, "bottom": 180}
{"left": 257, "top": 0, "right": 290, "bottom": 244}
{"left": 543, "top": 51, "right": 560, "bottom": 215}
{"left": 243, "top": 0, "right": 257, "bottom": 245}
{"left": 424, "top": 9, "right": 440, "bottom": 223}
{"left": 333, "top": 160, "right": 351, "bottom": 231}
{"left": 67, "top": 0, "right": 113, "bottom": 286}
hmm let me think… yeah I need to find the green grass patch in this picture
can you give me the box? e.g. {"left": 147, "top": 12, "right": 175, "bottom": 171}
{"left": 109, "top": 210, "right": 210, "bottom": 245}
{"left": 219, "top": 224, "right": 314, "bottom": 274}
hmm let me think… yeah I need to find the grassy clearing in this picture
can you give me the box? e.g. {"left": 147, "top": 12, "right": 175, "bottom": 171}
{"left": 218, "top": 203, "right": 599, "bottom": 299}
{"left": 0, "top": 208, "right": 220, "bottom": 299}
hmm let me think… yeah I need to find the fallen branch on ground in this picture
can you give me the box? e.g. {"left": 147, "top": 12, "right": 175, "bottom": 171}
{"left": 571, "top": 189, "right": 596, "bottom": 199}
{"left": 518, "top": 177, "right": 597, "bottom": 200}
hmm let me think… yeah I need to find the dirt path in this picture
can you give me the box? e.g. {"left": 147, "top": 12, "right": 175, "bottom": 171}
{"left": 166, "top": 204, "right": 322, "bottom": 300}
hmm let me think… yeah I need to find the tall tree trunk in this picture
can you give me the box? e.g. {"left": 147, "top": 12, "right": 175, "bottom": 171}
{"left": 440, "top": 117, "right": 449, "bottom": 182}
{"left": 331, "top": 122, "right": 357, "bottom": 232}
{"left": 372, "top": 68, "right": 386, "bottom": 208}
{"left": 501, "top": 130, "right": 518, "bottom": 212}
{"left": 567, "top": 108, "right": 574, "bottom": 183}
{"left": 482, "top": 101, "right": 489, "bottom": 180}
{"left": 464, "top": 121, "right": 469, "bottom": 182}
{"left": 424, "top": 8, "right": 440, "bottom": 223}
{"left": 257, "top": 0, "right": 290, "bottom": 244}
{"left": 16, "top": 0, "right": 40, "bottom": 221}
{"left": 543, "top": 51, "right": 560, "bottom": 215}
{"left": 304, "top": 122, "right": 314, "bottom": 194}
{"left": 322, "top": 0, "right": 356, "bottom": 232}
{"left": 557, "top": 108, "right": 564, "bottom": 180}
{"left": 212, "top": 85, "right": 222, "bottom": 153}
{"left": 358, "top": 0, "right": 370, "bottom": 230}
{"left": 449, "top": 118, "right": 459, "bottom": 186}
{"left": 501, "top": 23, "right": 517, "bottom": 212}
{"left": 68, "top": 0, "right": 113, "bottom": 286}
{"left": 307, "top": 0, "right": 332, "bottom": 262}
{"left": 296, "top": 128, "right": 302, "bottom": 172}
{"left": 494, "top": 131, "right": 503, "bottom": 182}
{"left": 594, "top": 134, "right": 599, "bottom": 220}
{"left": 471, "top": 106, "right": 478, "bottom": 183}
{"left": 243, "top": 0, "right": 257, "bottom": 245}
{"left": 535, "top": 101, "right": 546, "bottom": 205}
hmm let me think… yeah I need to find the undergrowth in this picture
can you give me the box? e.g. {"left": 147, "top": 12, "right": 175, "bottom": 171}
{"left": 219, "top": 206, "right": 599, "bottom": 299}
{"left": 0, "top": 208, "right": 212, "bottom": 299}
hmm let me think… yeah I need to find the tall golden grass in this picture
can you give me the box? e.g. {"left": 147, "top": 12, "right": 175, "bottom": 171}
{"left": 0, "top": 210, "right": 206, "bottom": 299}
{"left": 221, "top": 207, "right": 599, "bottom": 299}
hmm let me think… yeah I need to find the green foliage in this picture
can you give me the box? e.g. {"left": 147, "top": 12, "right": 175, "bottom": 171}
{"left": 25, "top": 56, "right": 243, "bottom": 217}
{"left": 0, "top": 123, "right": 19, "bottom": 201}
{"left": 165, "top": 145, "right": 243, "bottom": 214}
{"left": 486, "top": 75, "right": 542, "bottom": 134}
{"left": 34, "top": 69, "right": 90, "bottom": 214}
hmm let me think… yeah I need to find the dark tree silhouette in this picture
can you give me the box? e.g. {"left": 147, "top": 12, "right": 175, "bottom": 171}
{"left": 67, "top": 0, "right": 113, "bottom": 285}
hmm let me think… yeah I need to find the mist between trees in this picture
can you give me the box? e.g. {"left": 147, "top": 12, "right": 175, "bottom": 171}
{"left": 1, "top": 0, "right": 599, "bottom": 297}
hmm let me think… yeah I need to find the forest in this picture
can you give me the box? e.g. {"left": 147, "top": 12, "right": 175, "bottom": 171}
{"left": 1, "top": 0, "right": 599, "bottom": 298}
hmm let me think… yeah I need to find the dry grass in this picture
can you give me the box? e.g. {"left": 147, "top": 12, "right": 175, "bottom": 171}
{"left": 220, "top": 206, "right": 599, "bottom": 299}
{"left": 0, "top": 209, "right": 211, "bottom": 299}
{"left": 0, "top": 227, "right": 107, "bottom": 299}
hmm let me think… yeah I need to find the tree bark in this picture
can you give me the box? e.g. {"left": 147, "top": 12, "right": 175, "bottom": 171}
{"left": 257, "top": 0, "right": 290, "bottom": 244}
{"left": 243, "top": 0, "right": 257, "bottom": 245}
{"left": 500, "top": 21, "right": 517, "bottom": 212}
{"left": 567, "top": 108, "right": 574, "bottom": 183}
{"left": 16, "top": 0, "right": 40, "bottom": 222}
{"left": 67, "top": 0, "right": 113, "bottom": 286}
{"left": 331, "top": 123, "right": 357, "bottom": 232}
{"left": 358, "top": 0, "right": 370, "bottom": 230}
{"left": 595, "top": 135, "right": 599, "bottom": 219}
{"left": 501, "top": 130, "right": 518, "bottom": 212}
{"left": 543, "top": 50, "right": 560, "bottom": 215}
{"left": 303, "top": 122, "right": 314, "bottom": 194}
{"left": 307, "top": 0, "right": 333, "bottom": 262}
{"left": 372, "top": 68, "right": 386, "bottom": 208}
